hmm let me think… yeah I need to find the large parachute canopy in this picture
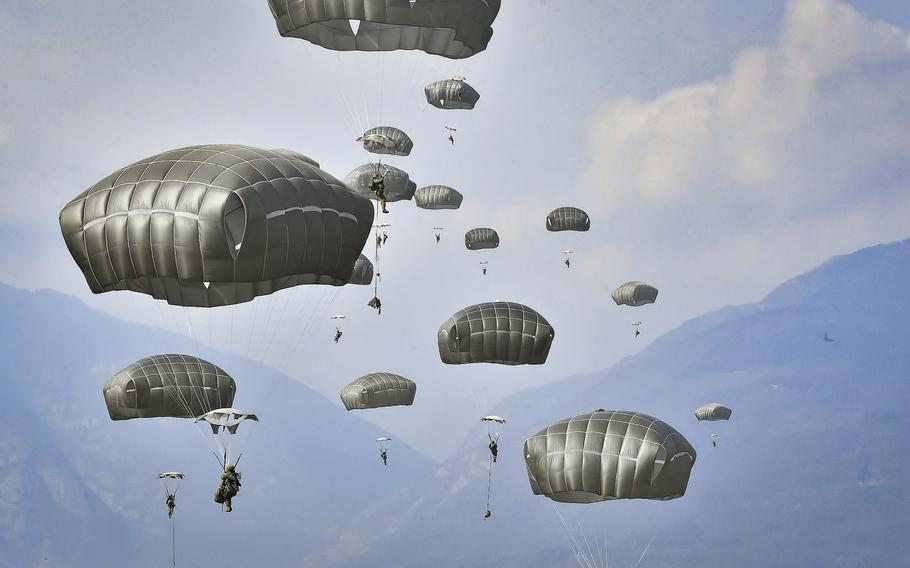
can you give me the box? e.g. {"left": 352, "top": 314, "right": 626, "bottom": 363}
{"left": 195, "top": 408, "right": 259, "bottom": 435}
{"left": 267, "top": 0, "right": 501, "bottom": 59}
{"left": 344, "top": 164, "right": 416, "bottom": 202}
{"left": 358, "top": 126, "right": 413, "bottom": 157}
{"left": 438, "top": 301, "right": 555, "bottom": 365}
{"left": 425, "top": 78, "right": 480, "bottom": 109}
{"left": 695, "top": 403, "right": 732, "bottom": 421}
{"left": 524, "top": 410, "right": 696, "bottom": 503}
{"left": 415, "top": 185, "right": 463, "bottom": 210}
{"left": 340, "top": 372, "right": 417, "bottom": 410}
{"left": 465, "top": 228, "right": 499, "bottom": 250}
{"left": 348, "top": 254, "right": 374, "bottom": 285}
{"left": 103, "top": 355, "right": 236, "bottom": 420}
{"left": 60, "top": 145, "right": 374, "bottom": 307}
{"left": 268, "top": 148, "right": 320, "bottom": 168}
{"left": 546, "top": 207, "right": 591, "bottom": 232}
{"left": 612, "top": 281, "right": 659, "bottom": 307}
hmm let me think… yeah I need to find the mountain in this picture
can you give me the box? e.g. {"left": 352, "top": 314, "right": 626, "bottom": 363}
{"left": 318, "top": 239, "right": 910, "bottom": 567}
{"left": 0, "top": 284, "right": 434, "bottom": 568}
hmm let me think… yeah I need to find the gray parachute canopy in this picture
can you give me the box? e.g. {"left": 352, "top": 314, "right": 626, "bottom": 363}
{"left": 695, "top": 403, "right": 732, "bottom": 421}
{"left": 267, "top": 0, "right": 500, "bottom": 59}
{"left": 348, "top": 254, "right": 374, "bottom": 285}
{"left": 103, "top": 355, "right": 236, "bottom": 421}
{"left": 438, "top": 301, "right": 555, "bottom": 365}
{"left": 340, "top": 372, "right": 417, "bottom": 410}
{"left": 546, "top": 207, "right": 591, "bottom": 232}
{"left": 344, "top": 164, "right": 416, "bottom": 203}
{"left": 424, "top": 78, "right": 480, "bottom": 110}
{"left": 612, "top": 281, "right": 659, "bottom": 307}
{"left": 358, "top": 127, "right": 413, "bottom": 157}
{"left": 524, "top": 410, "right": 697, "bottom": 503}
{"left": 465, "top": 228, "right": 499, "bottom": 250}
{"left": 195, "top": 408, "right": 259, "bottom": 435}
{"left": 415, "top": 185, "right": 463, "bottom": 210}
{"left": 59, "top": 144, "right": 374, "bottom": 307}
{"left": 268, "top": 148, "right": 320, "bottom": 168}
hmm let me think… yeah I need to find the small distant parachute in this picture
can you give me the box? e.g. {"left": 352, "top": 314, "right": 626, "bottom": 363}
{"left": 348, "top": 254, "right": 374, "bottom": 285}
{"left": 376, "top": 436, "right": 392, "bottom": 443}
{"left": 612, "top": 281, "right": 659, "bottom": 307}
{"left": 345, "top": 164, "right": 416, "bottom": 202}
{"left": 60, "top": 145, "right": 373, "bottom": 307}
{"left": 267, "top": 0, "right": 501, "bottom": 59}
{"left": 425, "top": 78, "right": 480, "bottom": 109}
{"left": 695, "top": 403, "right": 732, "bottom": 421}
{"left": 438, "top": 301, "right": 555, "bottom": 365}
{"left": 158, "top": 472, "right": 185, "bottom": 480}
{"left": 415, "top": 185, "right": 463, "bottom": 210}
{"left": 546, "top": 207, "right": 590, "bottom": 232}
{"left": 357, "top": 127, "right": 413, "bottom": 156}
{"left": 524, "top": 410, "right": 696, "bottom": 503}
{"left": 482, "top": 416, "right": 507, "bottom": 424}
{"left": 465, "top": 228, "right": 499, "bottom": 250}
{"left": 103, "top": 355, "right": 235, "bottom": 420}
{"left": 341, "top": 372, "right": 417, "bottom": 410}
{"left": 195, "top": 408, "right": 259, "bottom": 435}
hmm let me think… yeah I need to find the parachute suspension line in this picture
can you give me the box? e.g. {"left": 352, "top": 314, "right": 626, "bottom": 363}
{"left": 229, "top": 304, "right": 235, "bottom": 355}
{"left": 550, "top": 502, "right": 596, "bottom": 568}
{"left": 259, "top": 287, "right": 296, "bottom": 364}
{"left": 244, "top": 298, "right": 260, "bottom": 359}
{"left": 252, "top": 291, "right": 279, "bottom": 359}
{"left": 632, "top": 530, "right": 657, "bottom": 568}
{"left": 182, "top": 307, "right": 201, "bottom": 355}
{"left": 577, "top": 519, "right": 600, "bottom": 568}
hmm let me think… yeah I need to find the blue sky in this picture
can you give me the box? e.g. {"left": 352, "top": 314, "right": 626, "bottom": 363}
{"left": 1, "top": 0, "right": 908, "bottom": 458}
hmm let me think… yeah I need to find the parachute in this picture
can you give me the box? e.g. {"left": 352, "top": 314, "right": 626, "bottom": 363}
{"left": 482, "top": 415, "right": 507, "bottom": 424}
{"left": 348, "top": 254, "right": 374, "bottom": 285}
{"left": 59, "top": 144, "right": 374, "bottom": 307}
{"left": 524, "top": 410, "right": 696, "bottom": 503}
{"left": 267, "top": 0, "right": 501, "bottom": 59}
{"left": 195, "top": 408, "right": 259, "bottom": 436}
{"left": 267, "top": 148, "right": 320, "bottom": 168}
{"left": 612, "top": 281, "right": 659, "bottom": 307}
{"left": 103, "top": 355, "right": 235, "bottom": 420}
{"left": 546, "top": 207, "right": 591, "bottom": 232}
{"left": 695, "top": 403, "right": 732, "bottom": 421}
{"left": 465, "top": 228, "right": 499, "bottom": 250}
{"left": 376, "top": 436, "right": 392, "bottom": 443}
{"left": 340, "top": 372, "right": 417, "bottom": 410}
{"left": 358, "top": 126, "right": 413, "bottom": 157}
{"left": 158, "top": 472, "right": 185, "bottom": 481}
{"left": 438, "top": 301, "right": 555, "bottom": 365}
{"left": 415, "top": 185, "right": 463, "bottom": 210}
{"left": 425, "top": 78, "right": 480, "bottom": 109}
{"left": 344, "top": 164, "right": 416, "bottom": 202}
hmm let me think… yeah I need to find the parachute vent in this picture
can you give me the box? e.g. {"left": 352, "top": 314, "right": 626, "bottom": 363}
{"left": 349, "top": 19, "right": 361, "bottom": 36}
{"left": 223, "top": 193, "right": 246, "bottom": 259}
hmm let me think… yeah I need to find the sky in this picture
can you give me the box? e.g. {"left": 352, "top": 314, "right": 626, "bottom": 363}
{"left": 1, "top": 0, "right": 909, "bottom": 459}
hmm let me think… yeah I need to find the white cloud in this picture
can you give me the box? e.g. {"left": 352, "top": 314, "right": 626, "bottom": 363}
{"left": 582, "top": 0, "right": 910, "bottom": 308}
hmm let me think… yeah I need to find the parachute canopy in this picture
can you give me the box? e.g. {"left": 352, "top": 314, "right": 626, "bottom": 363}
{"left": 482, "top": 415, "right": 507, "bottom": 424}
{"left": 348, "top": 254, "right": 373, "bottom": 285}
{"left": 194, "top": 408, "right": 259, "bottom": 435}
{"left": 546, "top": 207, "right": 590, "bottom": 232}
{"left": 415, "top": 185, "right": 463, "bottom": 210}
{"left": 438, "top": 301, "right": 555, "bottom": 365}
{"left": 340, "top": 372, "right": 417, "bottom": 410}
{"left": 268, "top": 148, "right": 320, "bottom": 168}
{"left": 103, "top": 355, "right": 236, "bottom": 421}
{"left": 157, "top": 472, "right": 185, "bottom": 480}
{"left": 358, "top": 127, "right": 413, "bottom": 157}
{"left": 344, "top": 164, "right": 416, "bottom": 202}
{"left": 267, "top": 0, "right": 501, "bottom": 59}
{"left": 695, "top": 403, "right": 732, "bottom": 421}
{"left": 425, "top": 78, "right": 480, "bottom": 110}
{"left": 612, "top": 281, "right": 659, "bottom": 307}
{"left": 60, "top": 145, "right": 374, "bottom": 307}
{"left": 376, "top": 436, "right": 392, "bottom": 443}
{"left": 524, "top": 410, "right": 696, "bottom": 503}
{"left": 465, "top": 228, "right": 499, "bottom": 250}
